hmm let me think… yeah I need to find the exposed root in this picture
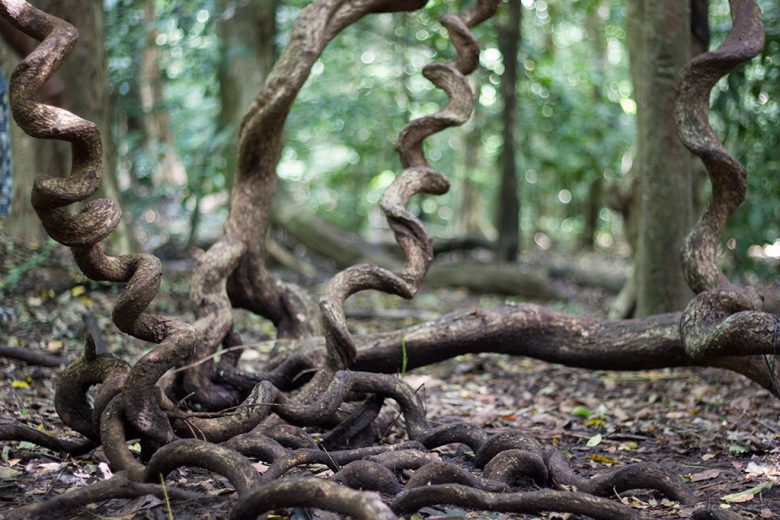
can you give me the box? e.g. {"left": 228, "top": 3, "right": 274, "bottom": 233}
{"left": 0, "top": 0, "right": 771, "bottom": 518}
{"left": 0, "top": 424, "right": 94, "bottom": 456}
{"left": 54, "top": 335, "right": 129, "bottom": 442}
{"left": 674, "top": 0, "right": 777, "bottom": 395}
{"left": 229, "top": 478, "right": 397, "bottom": 520}
{"left": 5, "top": 473, "right": 201, "bottom": 520}
{"left": 391, "top": 485, "right": 643, "bottom": 519}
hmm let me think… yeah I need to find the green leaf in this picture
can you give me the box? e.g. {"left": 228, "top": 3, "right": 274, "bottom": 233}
{"left": 729, "top": 443, "right": 748, "bottom": 454}
{"left": 586, "top": 433, "right": 602, "bottom": 448}
{"left": 722, "top": 481, "right": 772, "bottom": 503}
{"left": 571, "top": 406, "right": 592, "bottom": 418}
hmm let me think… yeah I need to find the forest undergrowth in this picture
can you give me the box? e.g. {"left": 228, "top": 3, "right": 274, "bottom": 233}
{"left": 1, "top": 236, "right": 778, "bottom": 519}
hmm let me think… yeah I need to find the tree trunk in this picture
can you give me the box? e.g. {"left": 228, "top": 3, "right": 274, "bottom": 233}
{"left": 580, "top": 4, "right": 607, "bottom": 250}
{"left": 217, "top": 0, "right": 277, "bottom": 192}
{"left": 139, "top": 0, "right": 186, "bottom": 187}
{"left": 634, "top": 0, "right": 694, "bottom": 316}
{"left": 581, "top": 178, "right": 602, "bottom": 250}
{"left": 0, "top": 34, "right": 48, "bottom": 242}
{"left": 494, "top": 0, "right": 521, "bottom": 263}
{"left": 455, "top": 95, "right": 495, "bottom": 241}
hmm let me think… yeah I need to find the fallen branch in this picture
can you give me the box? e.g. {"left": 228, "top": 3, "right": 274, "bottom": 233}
{"left": 0, "top": 345, "right": 66, "bottom": 367}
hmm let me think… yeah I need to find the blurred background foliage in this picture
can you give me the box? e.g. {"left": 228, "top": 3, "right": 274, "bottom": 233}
{"left": 101, "top": 0, "right": 777, "bottom": 275}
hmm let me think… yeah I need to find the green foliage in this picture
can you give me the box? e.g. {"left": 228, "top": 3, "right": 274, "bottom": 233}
{"left": 104, "top": 0, "right": 225, "bottom": 244}
{"left": 401, "top": 336, "right": 408, "bottom": 375}
{"left": 710, "top": 0, "right": 780, "bottom": 275}
{"left": 100, "top": 0, "right": 778, "bottom": 272}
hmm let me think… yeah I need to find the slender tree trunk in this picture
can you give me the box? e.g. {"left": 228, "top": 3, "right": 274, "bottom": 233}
{"left": 140, "top": 0, "right": 186, "bottom": 188}
{"left": 0, "top": 36, "right": 49, "bottom": 242}
{"left": 581, "top": 178, "right": 603, "bottom": 249}
{"left": 495, "top": 0, "right": 521, "bottom": 263}
{"left": 580, "top": 3, "right": 607, "bottom": 250}
{"left": 217, "top": 0, "right": 277, "bottom": 192}
{"left": 455, "top": 100, "right": 494, "bottom": 240}
{"left": 634, "top": 0, "right": 694, "bottom": 316}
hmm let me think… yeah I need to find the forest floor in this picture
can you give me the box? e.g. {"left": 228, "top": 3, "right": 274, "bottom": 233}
{"left": 0, "top": 236, "right": 779, "bottom": 519}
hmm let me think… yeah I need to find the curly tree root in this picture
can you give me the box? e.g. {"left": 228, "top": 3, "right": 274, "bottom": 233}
{"left": 0, "top": 0, "right": 771, "bottom": 518}
{"left": 670, "top": 0, "right": 779, "bottom": 398}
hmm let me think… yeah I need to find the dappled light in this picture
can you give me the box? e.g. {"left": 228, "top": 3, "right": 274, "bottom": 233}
{"left": 0, "top": 0, "right": 779, "bottom": 519}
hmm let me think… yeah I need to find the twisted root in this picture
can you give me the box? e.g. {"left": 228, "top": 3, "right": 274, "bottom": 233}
{"left": 2, "top": 0, "right": 759, "bottom": 518}
{"left": 318, "top": 0, "right": 499, "bottom": 379}
{"left": 675, "top": 0, "right": 779, "bottom": 394}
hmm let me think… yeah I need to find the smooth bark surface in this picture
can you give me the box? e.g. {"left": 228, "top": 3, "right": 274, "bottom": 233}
{"left": 494, "top": 0, "right": 521, "bottom": 262}
{"left": 635, "top": 0, "right": 694, "bottom": 316}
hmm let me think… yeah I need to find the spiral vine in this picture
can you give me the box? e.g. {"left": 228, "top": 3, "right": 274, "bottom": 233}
{"left": 674, "top": 0, "right": 779, "bottom": 387}
{"left": 2, "top": 0, "right": 770, "bottom": 518}
{"left": 318, "top": 0, "right": 497, "bottom": 377}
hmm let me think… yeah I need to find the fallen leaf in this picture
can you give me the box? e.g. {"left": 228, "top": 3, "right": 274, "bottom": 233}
{"left": 586, "top": 433, "right": 602, "bottom": 448}
{"left": 584, "top": 418, "right": 606, "bottom": 428}
{"left": 689, "top": 469, "right": 720, "bottom": 482}
{"left": 587, "top": 454, "right": 617, "bottom": 465}
{"left": 46, "top": 340, "right": 63, "bottom": 352}
{"left": 745, "top": 462, "right": 777, "bottom": 479}
{"left": 721, "top": 481, "right": 772, "bottom": 503}
{"left": 572, "top": 406, "right": 592, "bottom": 418}
{"left": 0, "top": 467, "right": 22, "bottom": 480}
{"left": 36, "top": 462, "right": 62, "bottom": 472}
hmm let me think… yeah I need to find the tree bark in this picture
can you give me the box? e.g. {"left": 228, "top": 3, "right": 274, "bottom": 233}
{"left": 494, "top": 0, "right": 521, "bottom": 263}
{"left": 0, "top": 34, "right": 48, "bottom": 242}
{"left": 216, "top": 0, "right": 277, "bottom": 192}
{"left": 33, "top": 0, "right": 135, "bottom": 255}
{"left": 634, "top": 0, "right": 694, "bottom": 316}
{"left": 139, "top": 0, "right": 186, "bottom": 187}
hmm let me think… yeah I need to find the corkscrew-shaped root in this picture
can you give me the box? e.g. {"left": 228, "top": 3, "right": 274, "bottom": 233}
{"left": 676, "top": 0, "right": 764, "bottom": 296}
{"left": 319, "top": 0, "right": 499, "bottom": 374}
{"left": 2, "top": 0, "right": 701, "bottom": 517}
{"left": 674, "top": 0, "right": 779, "bottom": 380}
{"left": 1, "top": 0, "right": 214, "bottom": 444}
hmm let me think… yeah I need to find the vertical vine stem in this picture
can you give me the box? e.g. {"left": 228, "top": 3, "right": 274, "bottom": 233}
{"left": 318, "top": 0, "right": 499, "bottom": 380}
